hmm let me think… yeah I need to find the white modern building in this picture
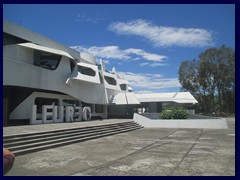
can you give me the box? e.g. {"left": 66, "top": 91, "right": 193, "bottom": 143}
{"left": 3, "top": 20, "right": 198, "bottom": 126}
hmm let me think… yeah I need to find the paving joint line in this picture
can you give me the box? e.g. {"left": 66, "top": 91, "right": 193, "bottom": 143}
{"left": 70, "top": 129, "right": 180, "bottom": 175}
{"left": 168, "top": 129, "right": 203, "bottom": 176}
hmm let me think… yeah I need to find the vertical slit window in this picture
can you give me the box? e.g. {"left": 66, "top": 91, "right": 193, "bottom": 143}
{"left": 120, "top": 84, "right": 127, "bottom": 91}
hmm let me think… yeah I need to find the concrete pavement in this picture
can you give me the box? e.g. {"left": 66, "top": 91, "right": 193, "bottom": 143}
{"left": 5, "top": 118, "right": 235, "bottom": 176}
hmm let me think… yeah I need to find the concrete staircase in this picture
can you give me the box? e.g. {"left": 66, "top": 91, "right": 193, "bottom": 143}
{"left": 3, "top": 121, "right": 143, "bottom": 156}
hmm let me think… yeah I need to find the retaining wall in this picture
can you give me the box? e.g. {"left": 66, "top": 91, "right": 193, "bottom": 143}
{"left": 133, "top": 113, "right": 228, "bottom": 129}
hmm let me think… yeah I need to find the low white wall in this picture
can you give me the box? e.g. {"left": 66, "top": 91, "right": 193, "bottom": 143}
{"left": 133, "top": 113, "right": 228, "bottom": 129}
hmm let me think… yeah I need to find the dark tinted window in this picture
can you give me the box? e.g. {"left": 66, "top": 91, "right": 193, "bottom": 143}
{"left": 104, "top": 76, "right": 117, "bottom": 86}
{"left": 95, "top": 104, "right": 104, "bottom": 113}
{"left": 120, "top": 84, "right": 127, "bottom": 91}
{"left": 78, "top": 65, "right": 96, "bottom": 77}
{"left": 34, "top": 50, "right": 61, "bottom": 70}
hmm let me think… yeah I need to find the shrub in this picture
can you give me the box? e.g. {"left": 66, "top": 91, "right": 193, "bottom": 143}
{"left": 172, "top": 107, "right": 189, "bottom": 119}
{"left": 160, "top": 110, "right": 172, "bottom": 119}
{"left": 160, "top": 107, "right": 189, "bottom": 119}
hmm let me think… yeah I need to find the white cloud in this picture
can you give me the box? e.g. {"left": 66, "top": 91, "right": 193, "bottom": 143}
{"left": 71, "top": 45, "right": 167, "bottom": 62}
{"left": 139, "top": 62, "right": 167, "bottom": 67}
{"left": 72, "top": 46, "right": 129, "bottom": 60}
{"left": 109, "top": 19, "right": 215, "bottom": 47}
{"left": 96, "top": 58, "right": 109, "bottom": 64}
{"left": 75, "top": 13, "right": 104, "bottom": 24}
{"left": 123, "top": 48, "right": 167, "bottom": 61}
{"left": 149, "top": 63, "right": 168, "bottom": 67}
{"left": 119, "top": 72, "right": 181, "bottom": 91}
{"left": 139, "top": 63, "right": 149, "bottom": 67}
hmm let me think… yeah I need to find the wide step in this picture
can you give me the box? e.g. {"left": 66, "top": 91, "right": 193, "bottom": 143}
{"left": 3, "top": 121, "right": 143, "bottom": 156}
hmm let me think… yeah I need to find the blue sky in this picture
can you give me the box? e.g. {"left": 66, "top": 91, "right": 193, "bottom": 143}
{"left": 3, "top": 4, "right": 235, "bottom": 93}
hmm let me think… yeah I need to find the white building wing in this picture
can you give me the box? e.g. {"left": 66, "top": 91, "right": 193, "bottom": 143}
{"left": 111, "top": 92, "right": 140, "bottom": 105}
{"left": 135, "top": 92, "right": 198, "bottom": 104}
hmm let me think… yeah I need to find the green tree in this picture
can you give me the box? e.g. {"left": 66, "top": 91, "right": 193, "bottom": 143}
{"left": 178, "top": 59, "right": 206, "bottom": 113}
{"left": 198, "top": 48, "right": 218, "bottom": 113}
{"left": 199, "top": 45, "right": 235, "bottom": 114}
{"left": 178, "top": 45, "right": 235, "bottom": 115}
{"left": 178, "top": 59, "right": 199, "bottom": 95}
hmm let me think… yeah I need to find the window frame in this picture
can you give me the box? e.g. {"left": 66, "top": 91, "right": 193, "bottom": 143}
{"left": 33, "top": 50, "right": 62, "bottom": 70}
{"left": 104, "top": 76, "right": 117, "bottom": 86}
{"left": 78, "top": 65, "right": 96, "bottom": 77}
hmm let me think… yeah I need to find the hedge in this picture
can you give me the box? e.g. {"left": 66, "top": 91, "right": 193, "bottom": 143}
{"left": 160, "top": 107, "right": 189, "bottom": 119}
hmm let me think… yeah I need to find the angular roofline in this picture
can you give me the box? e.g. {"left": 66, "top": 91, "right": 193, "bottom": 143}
{"left": 3, "top": 20, "right": 81, "bottom": 61}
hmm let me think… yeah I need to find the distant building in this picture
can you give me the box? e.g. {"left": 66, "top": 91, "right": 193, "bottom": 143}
{"left": 3, "top": 20, "right": 198, "bottom": 126}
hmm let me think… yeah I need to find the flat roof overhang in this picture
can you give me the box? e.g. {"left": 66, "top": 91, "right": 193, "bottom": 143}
{"left": 135, "top": 92, "right": 198, "bottom": 104}
{"left": 18, "top": 43, "right": 74, "bottom": 59}
{"left": 3, "top": 20, "right": 80, "bottom": 61}
{"left": 3, "top": 33, "right": 29, "bottom": 45}
{"left": 110, "top": 92, "right": 140, "bottom": 105}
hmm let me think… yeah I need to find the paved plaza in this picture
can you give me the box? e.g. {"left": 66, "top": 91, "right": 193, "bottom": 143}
{"left": 5, "top": 118, "right": 235, "bottom": 176}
